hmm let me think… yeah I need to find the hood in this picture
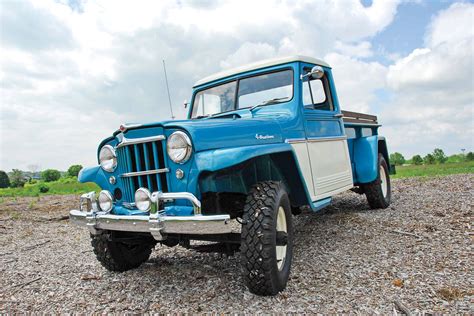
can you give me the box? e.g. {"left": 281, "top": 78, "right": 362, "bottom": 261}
{"left": 113, "top": 115, "right": 284, "bottom": 152}
{"left": 166, "top": 117, "right": 283, "bottom": 152}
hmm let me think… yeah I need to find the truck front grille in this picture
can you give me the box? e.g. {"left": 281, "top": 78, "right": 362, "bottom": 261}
{"left": 116, "top": 139, "right": 169, "bottom": 203}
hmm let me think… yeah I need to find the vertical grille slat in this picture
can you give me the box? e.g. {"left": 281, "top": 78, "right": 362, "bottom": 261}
{"left": 158, "top": 141, "right": 169, "bottom": 192}
{"left": 116, "top": 137, "right": 169, "bottom": 204}
{"left": 142, "top": 144, "right": 153, "bottom": 190}
{"left": 151, "top": 142, "right": 162, "bottom": 191}
{"left": 124, "top": 146, "right": 134, "bottom": 201}
{"left": 133, "top": 144, "right": 143, "bottom": 188}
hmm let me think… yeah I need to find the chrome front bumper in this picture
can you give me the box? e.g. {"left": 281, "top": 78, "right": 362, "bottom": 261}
{"left": 69, "top": 191, "right": 233, "bottom": 240}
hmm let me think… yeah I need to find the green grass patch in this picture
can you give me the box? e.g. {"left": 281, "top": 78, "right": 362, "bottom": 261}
{"left": 392, "top": 161, "right": 474, "bottom": 179}
{"left": 0, "top": 177, "right": 100, "bottom": 197}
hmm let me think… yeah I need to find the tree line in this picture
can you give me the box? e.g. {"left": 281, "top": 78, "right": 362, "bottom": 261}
{"left": 390, "top": 148, "right": 474, "bottom": 166}
{"left": 0, "top": 165, "right": 83, "bottom": 189}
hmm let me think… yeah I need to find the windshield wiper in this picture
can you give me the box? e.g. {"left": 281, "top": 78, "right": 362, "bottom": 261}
{"left": 249, "top": 97, "right": 290, "bottom": 112}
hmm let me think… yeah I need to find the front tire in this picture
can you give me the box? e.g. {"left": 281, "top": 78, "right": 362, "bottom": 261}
{"left": 91, "top": 232, "right": 154, "bottom": 272}
{"left": 363, "top": 154, "right": 391, "bottom": 209}
{"left": 240, "top": 181, "right": 294, "bottom": 296}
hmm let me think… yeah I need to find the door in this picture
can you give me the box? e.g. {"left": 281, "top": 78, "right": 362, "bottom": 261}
{"left": 301, "top": 64, "right": 353, "bottom": 201}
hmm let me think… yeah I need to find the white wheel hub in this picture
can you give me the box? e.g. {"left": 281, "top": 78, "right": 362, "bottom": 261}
{"left": 380, "top": 165, "right": 388, "bottom": 198}
{"left": 276, "top": 206, "right": 287, "bottom": 271}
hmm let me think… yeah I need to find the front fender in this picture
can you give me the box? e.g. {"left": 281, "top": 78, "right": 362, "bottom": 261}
{"left": 78, "top": 166, "right": 110, "bottom": 190}
{"left": 194, "top": 143, "right": 292, "bottom": 172}
{"left": 192, "top": 143, "right": 313, "bottom": 206}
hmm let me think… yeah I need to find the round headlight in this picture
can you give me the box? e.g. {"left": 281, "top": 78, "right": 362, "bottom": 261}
{"left": 167, "top": 131, "right": 192, "bottom": 164}
{"left": 135, "top": 188, "right": 152, "bottom": 211}
{"left": 98, "top": 190, "right": 113, "bottom": 212}
{"left": 99, "top": 145, "right": 117, "bottom": 172}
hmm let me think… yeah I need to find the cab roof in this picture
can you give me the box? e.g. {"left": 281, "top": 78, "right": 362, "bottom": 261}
{"left": 193, "top": 55, "right": 330, "bottom": 87}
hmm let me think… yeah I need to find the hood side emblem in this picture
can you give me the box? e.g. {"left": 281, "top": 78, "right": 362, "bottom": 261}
{"left": 255, "top": 134, "right": 275, "bottom": 140}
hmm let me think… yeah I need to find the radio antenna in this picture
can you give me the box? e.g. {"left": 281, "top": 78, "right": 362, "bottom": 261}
{"left": 162, "top": 59, "right": 175, "bottom": 120}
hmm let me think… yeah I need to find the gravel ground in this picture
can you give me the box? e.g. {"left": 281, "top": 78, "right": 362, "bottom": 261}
{"left": 0, "top": 174, "right": 472, "bottom": 313}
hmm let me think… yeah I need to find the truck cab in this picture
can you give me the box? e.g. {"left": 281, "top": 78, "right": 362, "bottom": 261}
{"left": 70, "top": 55, "right": 393, "bottom": 296}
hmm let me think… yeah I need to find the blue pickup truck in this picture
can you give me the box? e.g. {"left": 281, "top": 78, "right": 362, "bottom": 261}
{"left": 70, "top": 55, "right": 393, "bottom": 296}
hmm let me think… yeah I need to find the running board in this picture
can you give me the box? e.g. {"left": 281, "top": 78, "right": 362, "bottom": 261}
{"left": 311, "top": 197, "right": 332, "bottom": 212}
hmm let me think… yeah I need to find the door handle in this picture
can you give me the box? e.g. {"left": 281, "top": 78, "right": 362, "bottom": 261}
{"left": 333, "top": 113, "right": 343, "bottom": 118}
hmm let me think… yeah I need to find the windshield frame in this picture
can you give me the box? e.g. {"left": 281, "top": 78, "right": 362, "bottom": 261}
{"left": 190, "top": 67, "right": 294, "bottom": 119}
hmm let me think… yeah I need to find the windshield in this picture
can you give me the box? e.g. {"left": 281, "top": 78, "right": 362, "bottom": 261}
{"left": 191, "top": 69, "right": 293, "bottom": 118}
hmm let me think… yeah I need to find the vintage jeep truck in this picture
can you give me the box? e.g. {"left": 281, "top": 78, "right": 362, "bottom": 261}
{"left": 70, "top": 55, "right": 393, "bottom": 296}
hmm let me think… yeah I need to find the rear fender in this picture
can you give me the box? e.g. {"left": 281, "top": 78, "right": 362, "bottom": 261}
{"left": 377, "top": 136, "right": 395, "bottom": 174}
{"left": 353, "top": 135, "right": 378, "bottom": 184}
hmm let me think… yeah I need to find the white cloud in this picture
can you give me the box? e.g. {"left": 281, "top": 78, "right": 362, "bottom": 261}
{"left": 220, "top": 42, "right": 277, "bottom": 68}
{"left": 334, "top": 41, "right": 374, "bottom": 58}
{"left": 11, "top": 0, "right": 474, "bottom": 171}
{"left": 325, "top": 53, "right": 387, "bottom": 113}
{"left": 381, "top": 2, "right": 474, "bottom": 157}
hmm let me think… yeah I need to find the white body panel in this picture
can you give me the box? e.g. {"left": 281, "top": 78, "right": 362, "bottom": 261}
{"left": 290, "top": 142, "right": 315, "bottom": 197}
{"left": 290, "top": 138, "right": 353, "bottom": 201}
{"left": 307, "top": 138, "right": 353, "bottom": 200}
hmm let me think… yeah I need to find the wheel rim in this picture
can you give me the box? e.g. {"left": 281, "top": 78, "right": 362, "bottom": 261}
{"left": 276, "top": 206, "right": 287, "bottom": 271}
{"left": 380, "top": 165, "right": 388, "bottom": 198}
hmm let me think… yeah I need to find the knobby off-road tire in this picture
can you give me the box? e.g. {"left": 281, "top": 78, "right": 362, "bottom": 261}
{"left": 240, "top": 181, "right": 294, "bottom": 296}
{"left": 91, "top": 232, "right": 154, "bottom": 272}
{"left": 363, "top": 153, "right": 391, "bottom": 209}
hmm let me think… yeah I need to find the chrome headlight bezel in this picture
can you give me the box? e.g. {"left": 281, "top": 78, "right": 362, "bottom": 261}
{"left": 167, "top": 131, "right": 192, "bottom": 164}
{"left": 135, "top": 188, "right": 152, "bottom": 212}
{"left": 99, "top": 145, "right": 117, "bottom": 172}
{"left": 98, "top": 190, "right": 113, "bottom": 213}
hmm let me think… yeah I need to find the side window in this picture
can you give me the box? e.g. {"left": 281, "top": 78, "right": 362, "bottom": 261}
{"left": 302, "top": 67, "right": 334, "bottom": 111}
{"left": 303, "top": 79, "right": 326, "bottom": 105}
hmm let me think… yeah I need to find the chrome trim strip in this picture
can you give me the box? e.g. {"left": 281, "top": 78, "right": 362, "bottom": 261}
{"left": 286, "top": 136, "right": 347, "bottom": 144}
{"left": 307, "top": 136, "right": 347, "bottom": 142}
{"left": 285, "top": 138, "right": 306, "bottom": 144}
{"left": 120, "top": 168, "right": 170, "bottom": 177}
{"left": 116, "top": 135, "right": 166, "bottom": 148}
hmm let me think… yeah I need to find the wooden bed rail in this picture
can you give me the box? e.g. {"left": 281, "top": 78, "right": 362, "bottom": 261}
{"left": 341, "top": 110, "right": 378, "bottom": 125}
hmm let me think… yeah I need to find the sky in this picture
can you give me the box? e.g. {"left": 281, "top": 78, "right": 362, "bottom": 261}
{"left": 0, "top": 0, "right": 473, "bottom": 171}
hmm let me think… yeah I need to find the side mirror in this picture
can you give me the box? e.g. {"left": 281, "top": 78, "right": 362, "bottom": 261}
{"left": 309, "top": 66, "right": 324, "bottom": 79}
{"left": 300, "top": 66, "right": 325, "bottom": 80}
{"left": 183, "top": 99, "right": 189, "bottom": 109}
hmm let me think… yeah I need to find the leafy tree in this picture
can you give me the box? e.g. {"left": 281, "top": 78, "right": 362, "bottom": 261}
{"left": 10, "top": 169, "right": 26, "bottom": 187}
{"left": 38, "top": 183, "right": 49, "bottom": 193}
{"left": 432, "top": 148, "right": 447, "bottom": 164}
{"left": 0, "top": 171, "right": 10, "bottom": 188}
{"left": 424, "top": 153, "right": 435, "bottom": 165}
{"left": 412, "top": 155, "right": 423, "bottom": 165}
{"left": 466, "top": 152, "right": 474, "bottom": 161}
{"left": 447, "top": 154, "right": 465, "bottom": 163}
{"left": 67, "top": 164, "right": 83, "bottom": 177}
{"left": 390, "top": 152, "right": 406, "bottom": 166}
{"left": 41, "top": 169, "right": 61, "bottom": 182}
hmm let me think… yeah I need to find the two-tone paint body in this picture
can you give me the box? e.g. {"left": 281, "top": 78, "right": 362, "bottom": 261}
{"left": 79, "top": 55, "right": 391, "bottom": 218}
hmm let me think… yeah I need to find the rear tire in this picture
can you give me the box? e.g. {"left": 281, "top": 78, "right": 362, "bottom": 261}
{"left": 363, "top": 154, "right": 391, "bottom": 209}
{"left": 91, "top": 232, "right": 154, "bottom": 272}
{"left": 240, "top": 181, "right": 294, "bottom": 296}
